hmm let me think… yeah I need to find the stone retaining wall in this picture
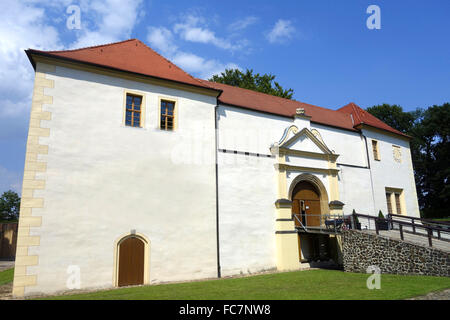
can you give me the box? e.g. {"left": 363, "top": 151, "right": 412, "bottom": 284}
{"left": 342, "top": 230, "right": 450, "bottom": 277}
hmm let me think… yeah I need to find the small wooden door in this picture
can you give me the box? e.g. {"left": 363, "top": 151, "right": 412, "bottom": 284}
{"left": 292, "top": 181, "right": 322, "bottom": 227}
{"left": 118, "top": 237, "right": 145, "bottom": 287}
{"left": 304, "top": 200, "right": 321, "bottom": 227}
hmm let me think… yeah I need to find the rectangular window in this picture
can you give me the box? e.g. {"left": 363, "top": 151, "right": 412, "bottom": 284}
{"left": 395, "top": 193, "right": 402, "bottom": 214}
{"left": 385, "top": 187, "right": 405, "bottom": 215}
{"left": 372, "top": 140, "right": 380, "bottom": 160}
{"left": 160, "top": 100, "right": 175, "bottom": 131}
{"left": 385, "top": 193, "right": 393, "bottom": 214}
{"left": 125, "top": 94, "right": 142, "bottom": 127}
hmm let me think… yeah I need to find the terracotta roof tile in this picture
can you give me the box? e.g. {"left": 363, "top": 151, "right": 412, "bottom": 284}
{"left": 26, "top": 39, "right": 408, "bottom": 138}
{"left": 338, "top": 103, "right": 409, "bottom": 137}
{"left": 26, "top": 39, "right": 214, "bottom": 90}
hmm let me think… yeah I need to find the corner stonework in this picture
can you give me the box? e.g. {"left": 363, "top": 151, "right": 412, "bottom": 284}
{"left": 12, "top": 63, "right": 55, "bottom": 297}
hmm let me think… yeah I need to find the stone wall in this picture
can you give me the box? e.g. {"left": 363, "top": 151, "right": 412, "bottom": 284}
{"left": 342, "top": 230, "right": 450, "bottom": 277}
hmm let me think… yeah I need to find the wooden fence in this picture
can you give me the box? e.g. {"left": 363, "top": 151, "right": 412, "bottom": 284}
{"left": 0, "top": 222, "right": 18, "bottom": 259}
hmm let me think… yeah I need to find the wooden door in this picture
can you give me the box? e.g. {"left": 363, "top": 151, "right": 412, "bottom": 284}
{"left": 118, "top": 237, "right": 145, "bottom": 287}
{"left": 305, "top": 200, "right": 321, "bottom": 227}
{"left": 292, "top": 181, "right": 322, "bottom": 227}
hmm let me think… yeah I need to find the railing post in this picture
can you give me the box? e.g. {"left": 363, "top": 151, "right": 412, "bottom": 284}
{"left": 412, "top": 219, "right": 415, "bottom": 234}
{"left": 399, "top": 224, "right": 404, "bottom": 241}
{"left": 437, "top": 230, "right": 441, "bottom": 240}
{"left": 375, "top": 218, "right": 379, "bottom": 235}
{"left": 427, "top": 229, "right": 433, "bottom": 247}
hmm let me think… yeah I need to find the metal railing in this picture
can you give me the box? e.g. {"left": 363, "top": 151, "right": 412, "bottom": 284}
{"left": 351, "top": 212, "right": 450, "bottom": 248}
{"left": 292, "top": 212, "right": 450, "bottom": 248}
{"left": 292, "top": 213, "right": 352, "bottom": 234}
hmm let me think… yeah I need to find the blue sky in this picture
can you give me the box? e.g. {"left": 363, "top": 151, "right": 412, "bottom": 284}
{"left": 0, "top": 0, "right": 449, "bottom": 193}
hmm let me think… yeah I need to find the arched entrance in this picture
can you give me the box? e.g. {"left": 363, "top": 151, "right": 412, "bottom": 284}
{"left": 117, "top": 236, "right": 146, "bottom": 287}
{"left": 292, "top": 181, "right": 322, "bottom": 227}
{"left": 289, "top": 174, "right": 331, "bottom": 262}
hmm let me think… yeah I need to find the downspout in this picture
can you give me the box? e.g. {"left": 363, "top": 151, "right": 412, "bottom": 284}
{"left": 214, "top": 104, "right": 221, "bottom": 278}
{"left": 362, "top": 133, "right": 377, "bottom": 214}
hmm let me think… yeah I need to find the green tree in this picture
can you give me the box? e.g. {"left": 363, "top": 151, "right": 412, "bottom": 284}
{"left": 209, "top": 68, "right": 294, "bottom": 99}
{"left": 366, "top": 103, "right": 450, "bottom": 219}
{"left": 365, "top": 104, "right": 421, "bottom": 134}
{"left": 410, "top": 103, "right": 450, "bottom": 218}
{"left": 0, "top": 190, "right": 20, "bottom": 221}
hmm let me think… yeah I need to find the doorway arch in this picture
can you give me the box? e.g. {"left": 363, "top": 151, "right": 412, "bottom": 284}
{"left": 289, "top": 173, "right": 330, "bottom": 227}
{"left": 114, "top": 233, "right": 150, "bottom": 287}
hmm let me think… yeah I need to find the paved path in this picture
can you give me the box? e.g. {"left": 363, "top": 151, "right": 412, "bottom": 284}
{"left": 0, "top": 260, "right": 14, "bottom": 272}
{"left": 364, "top": 230, "right": 450, "bottom": 252}
{"left": 408, "top": 288, "right": 450, "bottom": 300}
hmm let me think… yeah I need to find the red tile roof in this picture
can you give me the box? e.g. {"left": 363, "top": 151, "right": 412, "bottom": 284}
{"left": 26, "top": 39, "right": 214, "bottom": 90}
{"left": 198, "top": 79, "right": 357, "bottom": 132}
{"left": 26, "top": 39, "right": 409, "bottom": 138}
{"left": 338, "top": 102, "right": 409, "bottom": 137}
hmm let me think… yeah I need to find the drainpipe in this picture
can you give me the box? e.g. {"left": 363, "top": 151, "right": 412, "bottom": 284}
{"left": 362, "top": 134, "right": 377, "bottom": 215}
{"left": 214, "top": 104, "right": 221, "bottom": 278}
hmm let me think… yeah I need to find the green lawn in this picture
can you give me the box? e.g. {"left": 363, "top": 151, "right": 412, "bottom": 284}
{"left": 0, "top": 268, "right": 14, "bottom": 286}
{"left": 39, "top": 269, "right": 450, "bottom": 300}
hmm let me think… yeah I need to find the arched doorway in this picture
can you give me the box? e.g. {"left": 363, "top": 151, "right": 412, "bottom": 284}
{"left": 117, "top": 236, "right": 145, "bottom": 287}
{"left": 291, "top": 181, "right": 322, "bottom": 227}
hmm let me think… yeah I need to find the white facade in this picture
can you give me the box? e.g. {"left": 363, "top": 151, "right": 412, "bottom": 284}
{"left": 14, "top": 59, "right": 420, "bottom": 296}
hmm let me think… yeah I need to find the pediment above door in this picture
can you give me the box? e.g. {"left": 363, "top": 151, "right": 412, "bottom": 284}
{"left": 271, "top": 125, "right": 339, "bottom": 161}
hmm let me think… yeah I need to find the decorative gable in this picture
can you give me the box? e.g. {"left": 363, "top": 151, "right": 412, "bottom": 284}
{"left": 273, "top": 125, "right": 334, "bottom": 156}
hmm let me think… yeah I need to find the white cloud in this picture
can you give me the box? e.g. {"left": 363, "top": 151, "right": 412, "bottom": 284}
{"left": 228, "top": 16, "right": 259, "bottom": 32}
{"left": 146, "top": 15, "right": 241, "bottom": 79}
{"left": 266, "top": 19, "right": 296, "bottom": 44}
{"left": 70, "top": 0, "right": 143, "bottom": 48}
{"left": 171, "top": 52, "right": 239, "bottom": 79}
{"left": 147, "top": 26, "right": 177, "bottom": 55}
{"left": 173, "top": 14, "right": 245, "bottom": 51}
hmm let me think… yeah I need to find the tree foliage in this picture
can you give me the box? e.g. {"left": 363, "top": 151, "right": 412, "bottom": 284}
{"left": 209, "top": 68, "right": 294, "bottom": 99}
{"left": 0, "top": 190, "right": 20, "bottom": 221}
{"left": 366, "top": 103, "right": 450, "bottom": 218}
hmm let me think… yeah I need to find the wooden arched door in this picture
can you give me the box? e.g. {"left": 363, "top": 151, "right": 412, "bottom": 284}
{"left": 292, "top": 181, "right": 322, "bottom": 227}
{"left": 118, "top": 237, "right": 145, "bottom": 287}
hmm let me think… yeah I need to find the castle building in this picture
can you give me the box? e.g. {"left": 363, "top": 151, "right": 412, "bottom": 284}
{"left": 13, "top": 39, "right": 419, "bottom": 296}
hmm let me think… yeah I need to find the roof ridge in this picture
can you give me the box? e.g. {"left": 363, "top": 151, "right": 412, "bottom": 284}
{"left": 42, "top": 39, "right": 138, "bottom": 54}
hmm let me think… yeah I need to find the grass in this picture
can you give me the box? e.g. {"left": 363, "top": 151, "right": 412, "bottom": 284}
{"left": 431, "top": 217, "right": 450, "bottom": 222}
{"left": 39, "top": 269, "right": 450, "bottom": 300}
{"left": 0, "top": 268, "right": 14, "bottom": 286}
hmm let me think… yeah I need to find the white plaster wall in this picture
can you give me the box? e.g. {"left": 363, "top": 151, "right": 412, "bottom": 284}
{"left": 310, "top": 123, "right": 367, "bottom": 167}
{"left": 337, "top": 165, "right": 375, "bottom": 215}
{"left": 217, "top": 105, "right": 292, "bottom": 154}
{"left": 217, "top": 152, "right": 277, "bottom": 276}
{"left": 27, "top": 64, "right": 219, "bottom": 295}
{"left": 363, "top": 128, "right": 420, "bottom": 218}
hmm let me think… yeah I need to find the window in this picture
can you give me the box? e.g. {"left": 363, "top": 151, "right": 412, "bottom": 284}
{"left": 385, "top": 193, "right": 393, "bottom": 214}
{"left": 125, "top": 94, "right": 142, "bottom": 127}
{"left": 385, "top": 188, "right": 405, "bottom": 215}
{"left": 395, "top": 193, "right": 402, "bottom": 214}
{"left": 372, "top": 140, "right": 380, "bottom": 160}
{"left": 160, "top": 100, "right": 175, "bottom": 131}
